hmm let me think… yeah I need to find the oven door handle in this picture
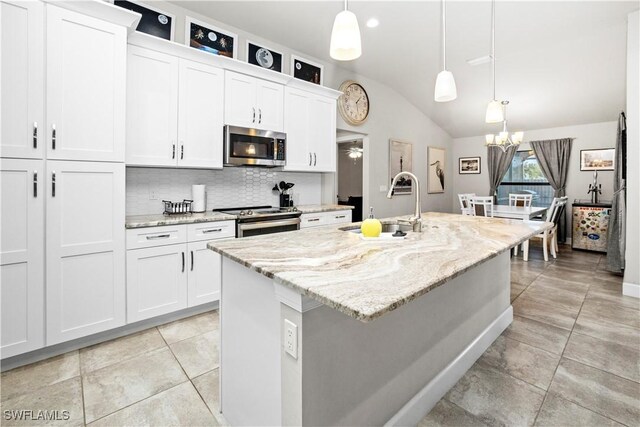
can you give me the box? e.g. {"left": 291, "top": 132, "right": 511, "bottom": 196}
{"left": 238, "top": 218, "right": 301, "bottom": 232}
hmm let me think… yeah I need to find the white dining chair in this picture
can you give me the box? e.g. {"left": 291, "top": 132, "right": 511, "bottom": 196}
{"left": 522, "top": 196, "right": 568, "bottom": 261}
{"left": 469, "top": 196, "right": 494, "bottom": 217}
{"left": 509, "top": 193, "right": 533, "bottom": 207}
{"left": 458, "top": 193, "right": 476, "bottom": 215}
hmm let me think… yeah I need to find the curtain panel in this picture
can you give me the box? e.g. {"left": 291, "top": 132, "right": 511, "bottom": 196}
{"left": 487, "top": 145, "right": 517, "bottom": 203}
{"left": 607, "top": 112, "right": 627, "bottom": 273}
{"left": 530, "top": 138, "right": 573, "bottom": 243}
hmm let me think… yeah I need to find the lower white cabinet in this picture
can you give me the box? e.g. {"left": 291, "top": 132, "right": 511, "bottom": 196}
{"left": 126, "top": 221, "right": 232, "bottom": 322}
{"left": 1, "top": 159, "right": 45, "bottom": 358}
{"left": 300, "top": 210, "right": 352, "bottom": 229}
{"left": 46, "top": 161, "right": 125, "bottom": 345}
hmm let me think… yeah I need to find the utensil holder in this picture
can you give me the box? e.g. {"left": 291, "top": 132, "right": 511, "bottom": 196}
{"left": 162, "top": 199, "right": 193, "bottom": 215}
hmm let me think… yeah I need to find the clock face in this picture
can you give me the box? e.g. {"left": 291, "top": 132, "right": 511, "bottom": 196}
{"left": 338, "top": 81, "right": 369, "bottom": 125}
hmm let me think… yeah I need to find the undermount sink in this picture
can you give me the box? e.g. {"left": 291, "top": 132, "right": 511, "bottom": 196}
{"left": 340, "top": 221, "right": 413, "bottom": 235}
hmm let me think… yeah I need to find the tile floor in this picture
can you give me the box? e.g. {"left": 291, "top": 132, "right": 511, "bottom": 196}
{"left": 1, "top": 244, "right": 638, "bottom": 426}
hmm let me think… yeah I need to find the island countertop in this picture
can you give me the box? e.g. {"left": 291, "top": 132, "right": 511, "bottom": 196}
{"left": 208, "top": 212, "right": 552, "bottom": 322}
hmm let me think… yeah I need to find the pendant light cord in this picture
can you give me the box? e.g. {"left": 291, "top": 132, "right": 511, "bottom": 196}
{"left": 442, "top": 0, "right": 447, "bottom": 70}
{"left": 491, "top": 0, "right": 496, "bottom": 101}
{"left": 344, "top": 0, "right": 348, "bottom": 11}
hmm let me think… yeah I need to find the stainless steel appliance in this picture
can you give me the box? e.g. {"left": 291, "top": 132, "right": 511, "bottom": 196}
{"left": 224, "top": 126, "right": 286, "bottom": 167}
{"left": 215, "top": 205, "right": 301, "bottom": 238}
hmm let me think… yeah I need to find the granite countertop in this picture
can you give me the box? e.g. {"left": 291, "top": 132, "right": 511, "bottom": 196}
{"left": 208, "top": 212, "right": 552, "bottom": 322}
{"left": 296, "top": 204, "right": 354, "bottom": 213}
{"left": 125, "top": 212, "right": 236, "bottom": 229}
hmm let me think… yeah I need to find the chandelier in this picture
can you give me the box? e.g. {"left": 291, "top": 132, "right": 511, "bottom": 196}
{"left": 485, "top": 101, "right": 523, "bottom": 151}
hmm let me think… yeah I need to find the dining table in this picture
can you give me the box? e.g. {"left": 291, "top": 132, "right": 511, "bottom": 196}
{"left": 492, "top": 205, "right": 547, "bottom": 220}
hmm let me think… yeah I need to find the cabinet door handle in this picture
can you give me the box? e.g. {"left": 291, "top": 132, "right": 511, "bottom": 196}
{"left": 190, "top": 250, "right": 194, "bottom": 271}
{"left": 308, "top": 218, "right": 320, "bottom": 222}
{"left": 181, "top": 252, "right": 185, "bottom": 273}
{"left": 33, "top": 122, "right": 38, "bottom": 149}
{"left": 180, "top": 144, "right": 184, "bottom": 160}
{"left": 33, "top": 171, "right": 38, "bottom": 198}
{"left": 314, "top": 153, "right": 317, "bottom": 166}
{"left": 258, "top": 108, "right": 262, "bottom": 124}
{"left": 252, "top": 107, "right": 256, "bottom": 123}
{"left": 335, "top": 215, "right": 346, "bottom": 219}
{"left": 309, "top": 153, "right": 312, "bottom": 166}
{"left": 51, "top": 172, "right": 56, "bottom": 197}
{"left": 172, "top": 143, "right": 176, "bottom": 159}
{"left": 51, "top": 124, "right": 56, "bottom": 150}
{"left": 145, "top": 234, "right": 170, "bottom": 240}
{"left": 203, "top": 228, "right": 222, "bottom": 234}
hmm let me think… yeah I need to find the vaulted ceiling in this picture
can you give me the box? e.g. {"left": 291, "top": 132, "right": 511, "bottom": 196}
{"left": 172, "top": 1, "right": 637, "bottom": 138}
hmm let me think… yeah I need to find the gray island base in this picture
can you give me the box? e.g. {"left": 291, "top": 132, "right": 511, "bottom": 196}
{"left": 208, "top": 212, "right": 551, "bottom": 426}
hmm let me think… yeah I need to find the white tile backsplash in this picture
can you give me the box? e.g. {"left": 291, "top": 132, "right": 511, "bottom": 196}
{"left": 126, "top": 167, "right": 323, "bottom": 215}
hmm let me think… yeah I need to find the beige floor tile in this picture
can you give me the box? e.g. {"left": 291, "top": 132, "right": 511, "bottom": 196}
{"left": 158, "top": 311, "right": 219, "bottom": 345}
{"left": 586, "top": 284, "right": 640, "bottom": 310}
{"left": 541, "top": 264, "right": 596, "bottom": 284}
{"left": 548, "top": 358, "right": 640, "bottom": 426}
{"left": 80, "top": 328, "right": 166, "bottom": 374}
{"left": 445, "top": 362, "right": 545, "bottom": 427}
{"left": 1, "top": 351, "right": 80, "bottom": 402}
{"left": 192, "top": 368, "right": 220, "bottom": 414}
{"left": 529, "top": 275, "right": 590, "bottom": 296}
{"left": 419, "top": 399, "right": 489, "bottom": 427}
{"left": 0, "top": 377, "right": 84, "bottom": 426}
{"left": 511, "top": 268, "right": 542, "bottom": 287}
{"left": 552, "top": 257, "right": 599, "bottom": 272}
{"left": 563, "top": 332, "right": 640, "bottom": 383}
{"left": 88, "top": 381, "right": 217, "bottom": 427}
{"left": 574, "top": 312, "right": 640, "bottom": 348}
{"left": 170, "top": 330, "right": 219, "bottom": 379}
{"left": 580, "top": 299, "right": 640, "bottom": 329}
{"left": 478, "top": 335, "right": 560, "bottom": 390}
{"left": 520, "top": 285, "right": 585, "bottom": 312}
{"left": 510, "top": 282, "right": 527, "bottom": 302}
{"left": 534, "top": 393, "right": 624, "bottom": 427}
{"left": 502, "top": 315, "right": 570, "bottom": 355}
{"left": 592, "top": 270, "right": 625, "bottom": 284}
{"left": 512, "top": 296, "right": 578, "bottom": 330}
{"left": 82, "top": 347, "right": 187, "bottom": 423}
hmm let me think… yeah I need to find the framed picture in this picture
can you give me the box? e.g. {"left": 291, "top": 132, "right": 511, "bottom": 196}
{"left": 389, "top": 139, "right": 413, "bottom": 195}
{"left": 459, "top": 156, "right": 481, "bottom": 174}
{"left": 246, "top": 41, "right": 283, "bottom": 72}
{"left": 580, "top": 148, "right": 615, "bottom": 171}
{"left": 185, "top": 17, "right": 237, "bottom": 58}
{"left": 114, "top": 0, "right": 174, "bottom": 41}
{"left": 290, "top": 55, "right": 323, "bottom": 85}
{"left": 428, "top": 147, "right": 446, "bottom": 194}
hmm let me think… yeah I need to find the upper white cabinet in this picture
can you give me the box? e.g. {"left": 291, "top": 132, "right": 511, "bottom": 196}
{"left": 1, "top": 159, "right": 45, "bottom": 358}
{"left": 46, "top": 161, "right": 125, "bottom": 345}
{"left": 0, "top": 0, "right": 44, "bottom": 160}
{"left": 224, "top": 71, "right": 284, "bottom": 132}
{"left": 126, "top": 46, "right": 224, "bottom": 168}
{"left": 46, "top": 5, "right": 126, "bottom": 162}
{"left": 283, "top": 87, "right": 337, "bottom": 172}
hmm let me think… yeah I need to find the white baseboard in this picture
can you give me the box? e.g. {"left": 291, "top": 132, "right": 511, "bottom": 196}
{"left": 623, "top": 282, "right": 640, "bottom": 298}
{"left": 385, "top": 306, "right": 513, "bottom": 427}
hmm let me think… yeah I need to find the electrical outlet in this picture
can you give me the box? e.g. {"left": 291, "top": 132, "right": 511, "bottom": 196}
{"left": 284, "top": 319, "right": 298, "bottom": 359}
{"left": 149, "top": 189, "right": 158, "bottom": 200}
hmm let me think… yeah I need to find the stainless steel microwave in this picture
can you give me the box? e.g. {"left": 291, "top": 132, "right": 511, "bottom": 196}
{"left": 224, "top": 125, "right": 286, "bottom": 167}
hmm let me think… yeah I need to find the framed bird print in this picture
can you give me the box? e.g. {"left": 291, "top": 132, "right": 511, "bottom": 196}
{"left": 389, "top": 139, "right": 413, "bottom": 195}
{"left": 185, "top": 16, "right": 237, "bottom": 58}
{"left": 428, "top": 147, "right": 446, "bottom": 194}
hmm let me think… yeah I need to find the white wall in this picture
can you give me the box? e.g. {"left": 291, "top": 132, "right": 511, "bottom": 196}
{"left": 624, "top": 11, "right": 639, "bottom": 288}
{"left": 142, "top": 1, "right": 454, "bottom": 219}
{"left": 451, "top": 122, "right": 619, "bottom": 230}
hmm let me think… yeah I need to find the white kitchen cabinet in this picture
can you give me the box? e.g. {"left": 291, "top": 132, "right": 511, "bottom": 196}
{"left": 283, "top": 87, "right": 337, "bottom": 172}
{"left": 300, "top": 210, "right": 352, "bottom": 229}
{"left": 46, "top": 161, "right": 125, "bottom": 345}
{"left": 187, "top": 240, "right": 221, "bottom": 306}
{"left": 0, "top": 159, "right": 45, "bottom": 358}
{"left": 46, "top": 5, "right": 126, "bottom": 162}
{"left": 126, "top": 244, "right": 188, "bottom": 323}
{"left": 126, "top": 46, "right": 224, "bottom": 168}
{"left": 224, "top": 71, "right": 284, "bottom": 131}
{"left": 0, "top": 0, "right": 44, "bottom": 160}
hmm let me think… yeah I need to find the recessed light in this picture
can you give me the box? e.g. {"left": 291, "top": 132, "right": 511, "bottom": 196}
{"left": 366, "top": 18, "right": 379, "bottom": 28}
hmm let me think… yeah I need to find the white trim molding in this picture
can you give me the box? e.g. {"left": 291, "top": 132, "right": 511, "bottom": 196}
{"left": 623, "top": 282, "right": 640, "bottom": 298}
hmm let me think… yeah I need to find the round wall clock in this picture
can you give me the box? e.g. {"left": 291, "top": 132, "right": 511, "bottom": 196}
{"left": 338, "top": 80, "right": 370, "bottom": 125}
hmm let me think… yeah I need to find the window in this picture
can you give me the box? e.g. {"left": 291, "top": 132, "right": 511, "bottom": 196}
{"left": 498, "top": 151, "right": 553, "bottom": 207}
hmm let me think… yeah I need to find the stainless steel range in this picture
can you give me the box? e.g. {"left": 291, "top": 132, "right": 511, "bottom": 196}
{"left": 215, "top": 205, "right": 301, "bottom": 238}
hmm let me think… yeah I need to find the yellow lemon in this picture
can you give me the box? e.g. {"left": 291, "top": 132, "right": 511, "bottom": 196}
{"left": 361, "top": 218, "right": 382, "bottom": 238}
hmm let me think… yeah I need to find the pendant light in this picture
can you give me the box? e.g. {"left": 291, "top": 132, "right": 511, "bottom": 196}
{"left": 330, "top": 0, "right": 362, "bottom": 61}
{"left": 485, "top": 0, "right": 504, "bottom": 123}
{"left": 434, "top": 0, "right": 457, "bottom": 102}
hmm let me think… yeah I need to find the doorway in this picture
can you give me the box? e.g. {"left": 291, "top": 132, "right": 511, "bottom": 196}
{"left": 337, "top": 139, "right": 364, "bottom": 222}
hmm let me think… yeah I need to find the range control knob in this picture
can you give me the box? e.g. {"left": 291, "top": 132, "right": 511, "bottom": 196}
{"left": 247, "top": 210, "right": 253, "bottom": 215}
{"left": 239, "top": 210, "right": 246, "bottom": 216}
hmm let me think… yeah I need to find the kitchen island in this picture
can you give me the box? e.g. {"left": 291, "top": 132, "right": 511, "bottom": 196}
{"left": 208, "top": 212, "right": 552, "bottom": 426}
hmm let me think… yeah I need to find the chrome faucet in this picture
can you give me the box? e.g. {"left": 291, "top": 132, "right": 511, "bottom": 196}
{"left": 387, "top": 171, "right": 422, "bottom": 232}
